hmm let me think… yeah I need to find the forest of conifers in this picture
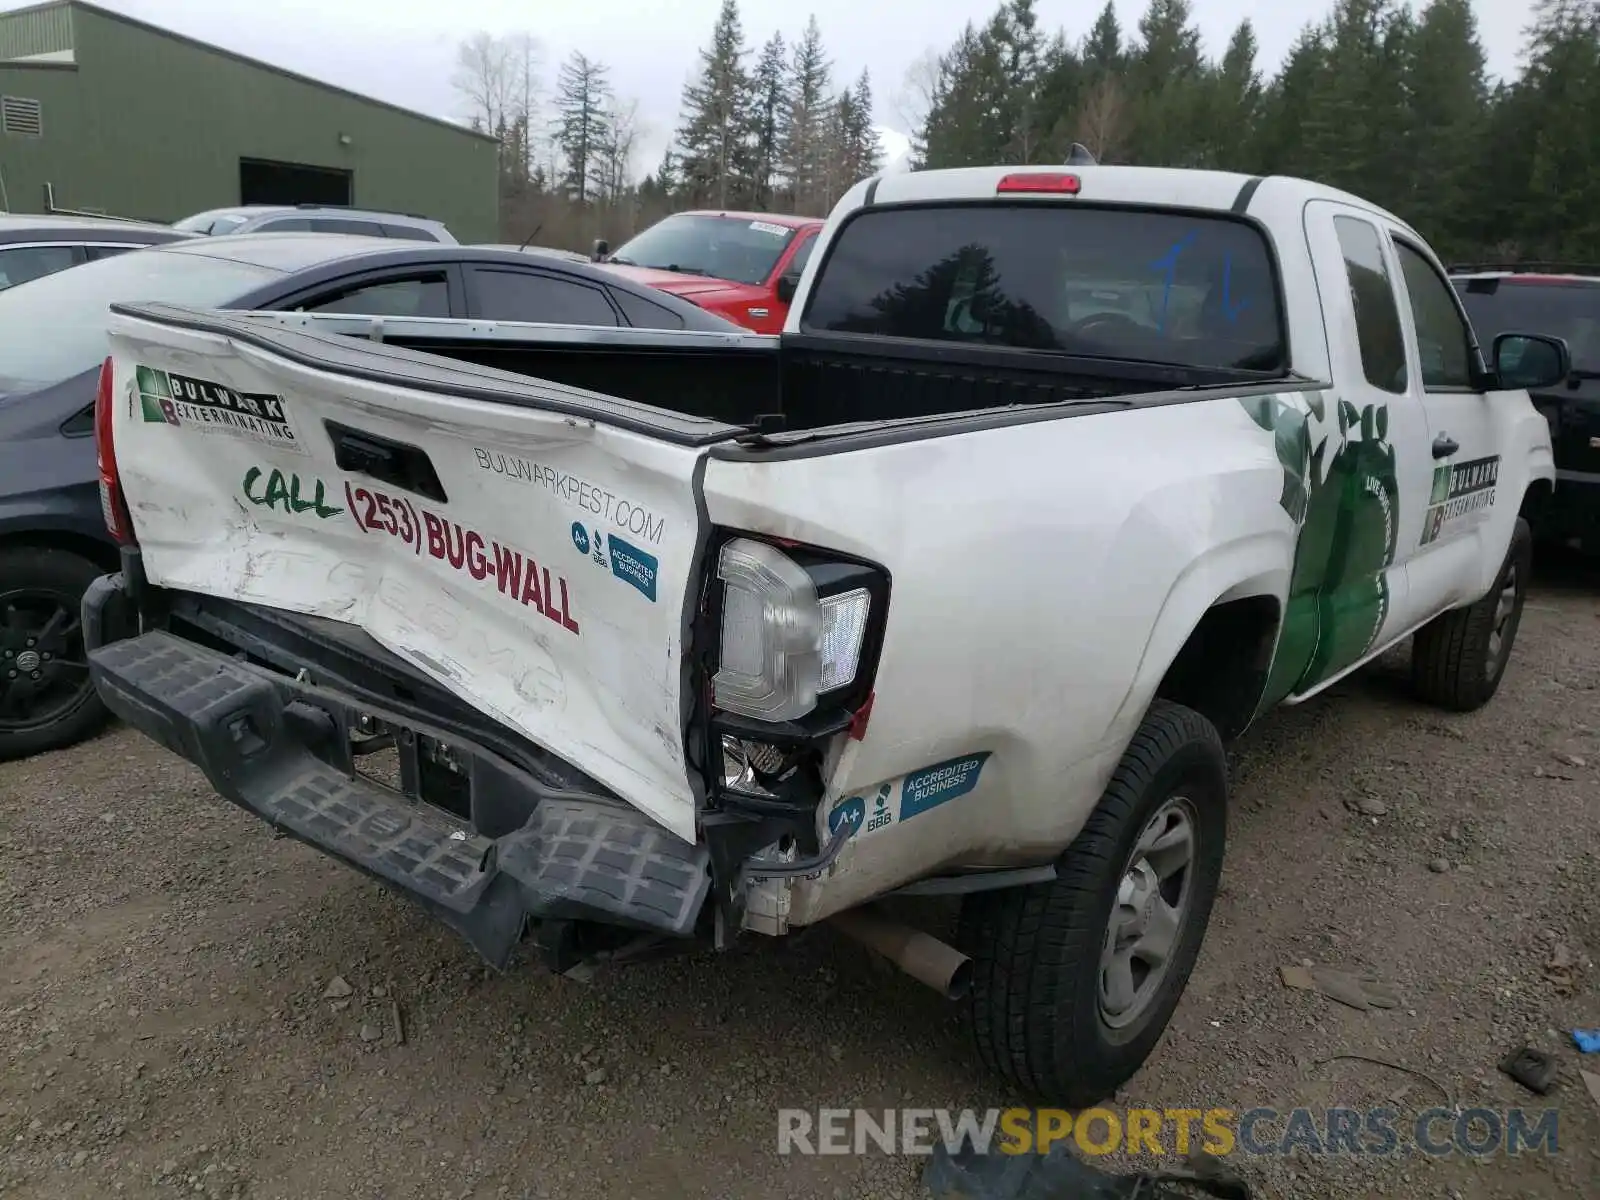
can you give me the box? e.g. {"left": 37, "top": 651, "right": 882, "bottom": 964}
{"left": 912, "top": 0, "right": 1598, "bottom": 264}
{"left": 469, "top": 0, "right": 1600, "bottom": 264}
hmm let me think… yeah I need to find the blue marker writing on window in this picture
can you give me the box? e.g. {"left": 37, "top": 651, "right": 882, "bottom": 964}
{"left": 1220, "top": 252, "right": 1250, "bottom": 324}
{"left": 1149, "top": 231, "right": 1198, "bottom": 333}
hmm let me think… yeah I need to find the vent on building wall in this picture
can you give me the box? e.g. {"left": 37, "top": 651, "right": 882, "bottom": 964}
{"left": 1, "top": 96, "right": 43, "bottom": 137}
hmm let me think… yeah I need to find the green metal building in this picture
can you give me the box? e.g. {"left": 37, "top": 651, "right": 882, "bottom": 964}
{"left": 0, "top": 1, "right": 498, "bottom": 240}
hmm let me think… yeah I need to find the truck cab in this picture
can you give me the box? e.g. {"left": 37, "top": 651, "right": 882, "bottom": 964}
{"left": 597, "top": 211, "right": 823, "bottom": 333}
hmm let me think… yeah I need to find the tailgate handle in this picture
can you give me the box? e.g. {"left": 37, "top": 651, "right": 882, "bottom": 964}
{"left": 325, "top": 420, "right": 449, "bottom": 504}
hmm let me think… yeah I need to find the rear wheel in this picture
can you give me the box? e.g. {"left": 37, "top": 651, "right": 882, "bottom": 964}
{"left": 0, "top": 547, "right": 110, "bottom": 761}
{"left": 959, "top": 700, "right": 1227, "bottom": 1106}
{"left": 1411, "top": 517, "right": 1532, "bottom": 712}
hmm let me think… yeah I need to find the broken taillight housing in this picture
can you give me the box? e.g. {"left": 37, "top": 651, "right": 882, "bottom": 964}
{"left": 710, "top": 534, "right": 887, "bottom": 727}
{"left": 95, "top": 357, "right": 136, "bottom": 545}
{"left": 720, "top": 735, "right": 790, "bottom": 797}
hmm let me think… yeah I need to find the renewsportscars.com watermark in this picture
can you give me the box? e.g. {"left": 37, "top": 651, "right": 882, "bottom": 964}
{"left": 776, "top": 1106, "right": 1561, "bottom": 1159}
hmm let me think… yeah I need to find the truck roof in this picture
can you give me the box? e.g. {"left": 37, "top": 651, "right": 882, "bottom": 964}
{"left": 849, "top": 165, "right": 1422, "bottom": 240}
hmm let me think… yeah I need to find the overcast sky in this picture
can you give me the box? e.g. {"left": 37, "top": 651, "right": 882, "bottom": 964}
{"left": 7, "top": 0, "right": 1538, "bottom": 170}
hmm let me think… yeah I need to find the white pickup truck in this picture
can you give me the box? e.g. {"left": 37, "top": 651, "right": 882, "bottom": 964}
{"left": 83, "top": 162, "right": 1565, "bottom": 1105}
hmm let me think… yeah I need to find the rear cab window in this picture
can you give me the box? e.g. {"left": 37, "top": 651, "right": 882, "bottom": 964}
{"left": 801, "top": 204, "right": 1287, "bottom": 373}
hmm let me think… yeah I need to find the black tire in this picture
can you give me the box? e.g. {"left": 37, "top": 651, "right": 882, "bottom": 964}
{"left": 0, "top": 546, "right": 111, "bottom": 762}
{"left": 959, "top": 700, "right": 1227, "bottom": 1107}
{"left": 1411, "top": 516, "right": 1532, "bottom": 713}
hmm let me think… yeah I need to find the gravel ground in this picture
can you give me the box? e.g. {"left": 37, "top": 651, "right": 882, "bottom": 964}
{"left": 1, "top": 564, "right": 1597, "bottom": 1200}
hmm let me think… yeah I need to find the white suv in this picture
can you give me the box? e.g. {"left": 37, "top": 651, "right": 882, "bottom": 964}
{"left": 172, "top": 205, "right": 456, "bottom": 243}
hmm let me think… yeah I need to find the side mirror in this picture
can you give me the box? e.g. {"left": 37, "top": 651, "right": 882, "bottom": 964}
{"left": 1493, "top": 331, "right": 1570, "bottom": 391}
{"left": 591, "top": 238, "right": 609, "bottom": 262}
{"left": 775, "top": 273, "right": 799, "bottom": 304}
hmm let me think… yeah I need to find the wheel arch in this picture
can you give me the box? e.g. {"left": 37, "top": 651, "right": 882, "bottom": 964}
{"left": 0, "top": 529, "right": 120, "bottom": 574}
{"left": 1152, "top": 593, "right": 1282, "bottom": 742}
{"left": 1106, "top": 530, "right": 1292, "bottom": 746}
{"left": 1520, "top": 476, "right": 1555, "bottom": 517}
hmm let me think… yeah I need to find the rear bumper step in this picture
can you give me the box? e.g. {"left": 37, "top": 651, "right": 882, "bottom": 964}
{"left": 87, "top": 629, "right": 711, "bottom": 968}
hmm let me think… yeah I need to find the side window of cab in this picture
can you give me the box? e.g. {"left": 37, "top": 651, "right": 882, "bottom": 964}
{"left": 1392, "top": 241, "right": 1477, "bottom": 390}
{"left": 1332, "top": 216, "right": 1408, "bottom": 394}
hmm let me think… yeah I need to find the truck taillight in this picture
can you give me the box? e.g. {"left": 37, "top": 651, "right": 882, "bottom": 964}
{"left": 709, "top": 534, "right": 887, "bottom": 726}
{"left": 95, "top": 357, "right": 136, "bottom": 545}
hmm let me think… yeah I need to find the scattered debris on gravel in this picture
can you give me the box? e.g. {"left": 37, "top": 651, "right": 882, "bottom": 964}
{"left": 1, "top": 572, "right": 1596, "bottom": 1199}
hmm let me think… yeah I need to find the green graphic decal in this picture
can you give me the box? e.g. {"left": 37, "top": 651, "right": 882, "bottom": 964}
{"left": 1243, "top": 393, "right": 1399, "bottom": 708}
{"left": 135, "top": 365, "right": 174, "bottom": 423}
{"left": 133, "top": 364, "right": 303, "bottom": 453}
{"left": 1238, "top": 394, "right": 1314, "bottom": 523}
{"left": 242, "top": 465, "right": 343, "bottom": 520}
{"left": 1428, "top": 464, "right": 1451, "bottom": 506}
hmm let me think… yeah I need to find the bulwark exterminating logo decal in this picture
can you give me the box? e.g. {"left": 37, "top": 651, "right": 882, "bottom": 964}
{"left": 135, "top": 365, "right": 306, "bottom": 456}
{"left": 1421, "top": 455, "right": 1500, "bottom": 546}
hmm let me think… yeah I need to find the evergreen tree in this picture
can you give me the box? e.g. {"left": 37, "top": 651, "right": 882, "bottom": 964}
{"left": 780, "top": 17, "right": 834, "bottom": 212}
{"left": 553, "top": 51, "right": 612, "bottom": 205}
{"left": 1132, "top": 0, "right": 1202, "bottom": 84}
{"left": 1252, "top": 27, "right": 1327, "bottom": 177}
{"left": 921, "top": 3, "right": 1041, "bottom": 169}
{"left": 824, "top": 69, "right": 884, "bottom": 205}
{"left": 1201, "top": 20, "right": 1263, "bottom": 171}
{"left": 1499, "top": 0, "right": 1600, "bottom": 258}
{"left": 1083, "top": 1, "right": 1124, "bottom": 76}
{"left": 749, "top": 33, "right": 789, "bottom": 208}
{"left": 1126, "top": 0, "right": 1206, "bottom": 166}
{"left": 976, "top": 0, "right": 1046, "bottom": 163}
{"left": 1076, "top": 0, "right": 1129, "bottom": 160}
{"left": 920, "top": 25, "right": 990, "bottom": 168}
{"left": 825, "top": 82, "right": 861, "bottom": 208}
{"left": 1297, "top": 0, "right": 1416, "bottom": 211}
{"left": 1033, "top": 33, "right": 1086, "bottom": 161}
{"left": 675, "top": 0, "right": 755, "bottom": 208}
{"left": 651, "top": 149, "right": 679, "bottom": 198}
{"left": 851, "top": 69, "right": 885, "bottom": 179}
{"left": 1403, "top": 0, "right": 1488, "bottom": 257}
{"left": 461, "top": 0, "right": 1600, "bottom": 264}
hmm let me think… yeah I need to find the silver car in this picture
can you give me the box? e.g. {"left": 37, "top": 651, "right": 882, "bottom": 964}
{"left": 173, "top": 205, "right": 456, "bottom": 244}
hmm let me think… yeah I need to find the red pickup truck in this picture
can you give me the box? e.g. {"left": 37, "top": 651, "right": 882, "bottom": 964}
{"left": 596, "top": 211, "right": 823, "bottom": 334}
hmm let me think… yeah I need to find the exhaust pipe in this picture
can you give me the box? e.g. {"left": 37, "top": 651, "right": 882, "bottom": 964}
{"left": 830, "top": 906, "right": 972, "bottom": 1000}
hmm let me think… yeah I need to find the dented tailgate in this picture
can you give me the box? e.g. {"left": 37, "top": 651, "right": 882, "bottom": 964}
{"left": 102, "top": 304, "right": 743, "bottom": 844}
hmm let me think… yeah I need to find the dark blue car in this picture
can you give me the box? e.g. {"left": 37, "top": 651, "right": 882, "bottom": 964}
{"left": 0, "top": 233, "right": 741, "bottom": 760}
